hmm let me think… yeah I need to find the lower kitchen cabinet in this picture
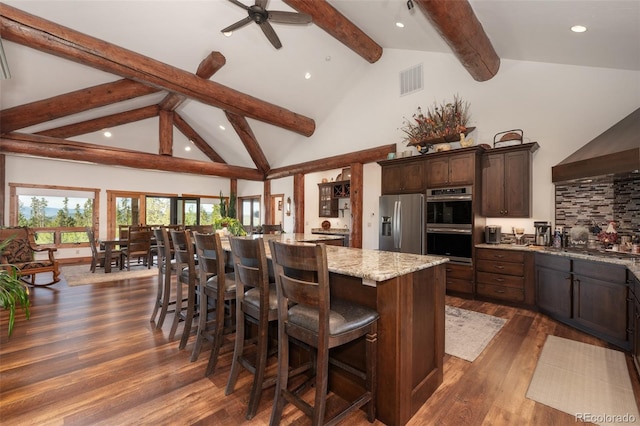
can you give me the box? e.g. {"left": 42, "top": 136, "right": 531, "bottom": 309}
{"left": 535, "top": 252, "right": 632, "bottom": 351}
{"left": 476, "top": 248, "right": 535, "bottom": 305}
{"left": 631, "top": 274, "right": 640, "bottom": 375}
{"left": 535, "top": 253, "right": 572, "bottom": 319}
{"left": 445, "top": 262, "right": 474, "bottom": 295}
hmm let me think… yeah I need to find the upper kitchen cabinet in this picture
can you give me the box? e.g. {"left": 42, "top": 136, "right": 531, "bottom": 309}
{"left": 318, "top": 182, "right": 338, "bottom": 217}
{"left": 425, "top": 150, "right": 479, "bottom": 187}
{"left": 380, "top": 157, "right": 424, "bottom": 194}
{"left": 481, "top": 142, "right": 539, "bottom": 217}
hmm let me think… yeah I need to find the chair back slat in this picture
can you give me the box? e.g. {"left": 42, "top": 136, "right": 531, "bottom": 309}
{"left": 126, "top": 230, "right": 152, "bottom": 255}
{"left": 170, "top": 230, "right": 196, "bottom": 275}
{"left": 192, "top": 232, "right": 223, "bottom": 277}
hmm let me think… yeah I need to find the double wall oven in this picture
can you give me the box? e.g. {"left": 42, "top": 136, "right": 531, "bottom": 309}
{"left": 425, "top": 186, "right": 473, "bottom": 263}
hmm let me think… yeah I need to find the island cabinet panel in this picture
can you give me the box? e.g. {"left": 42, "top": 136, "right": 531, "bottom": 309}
{"left": 381, "top": 160, "right": 424, "bottom": 194}
{"left": 476, "top": 248, "right": 535, "bottom": 305}
{"left": 535, "top": 253, "right": 572, "bottom": 319}
{"left": 481, "top": 142, "right": 538, "bottom": 217}
{"left": 327, "top": 264, "right": 446, "bottom": 426}
{"left": 572, "top": 259, "right": 630, "bottom": 349}
{"left": 425, "top": 151, "right": 476, "bottom": 187}
{"left": 445, "top": 262, "right": 474, "bottom": 295}
{"left": 631, "top": 275, "right": 640, "bottom": 376}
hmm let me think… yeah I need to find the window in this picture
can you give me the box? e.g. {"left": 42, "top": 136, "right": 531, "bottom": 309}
{"left": 9, "top": 183, "right": 100, "bottom": 246}
{"left": 239, "top": 195, "right": 261, "bottom": 231}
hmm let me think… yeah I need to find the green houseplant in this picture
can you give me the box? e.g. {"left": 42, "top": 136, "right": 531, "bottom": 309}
{"left": 0, "top": 238, "right": 31, "bottom": 336}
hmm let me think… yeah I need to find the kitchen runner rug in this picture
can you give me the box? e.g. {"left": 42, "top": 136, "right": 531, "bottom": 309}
{"left": 62, "top": 264, "right": 157, "bottom": 286}
{"left": 445, "top": 305, "right": 506, "bottom": 362}
{"left": 526, "top": 335, "right": 640, "bottom": 425}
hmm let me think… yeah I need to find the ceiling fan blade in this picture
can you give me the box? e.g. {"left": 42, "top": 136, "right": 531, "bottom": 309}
{"left": 259, "top": 21, "right": 282, "bottom": 49}
{"left": 221, "top": 16, "right": 253, "bottom": 33}
{"left": 227, "top": 0, "right": 249, "bottom": 10}
{"left": 255, "top": 0, "right": 268, "bottom": 9}
{"left": 268, "top": 11, "right": 312, "bottom": 25}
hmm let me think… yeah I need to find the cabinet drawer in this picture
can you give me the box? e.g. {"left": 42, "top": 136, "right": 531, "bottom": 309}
{"left": 477, "top": 260, "right": 524, "bottom": 276}
{"left": 477, "top": 283, "right": 524, "bottom": 302}
{"left": 446, "top": 277, "right": 474, "bottom": 294}
{"left": 477, "top": 248, "right": 524, "bottom": 263}
{"left": 535, "top": 253, "right": 571, "bottom": 272}
{"left": 477, "top": 271, "right": 524, "bottom": 289}
{"left": 573, "top": 259, "right": 627, "bottom": 284}
{"left": 445, "top": 263, "right": 474, "bottom": 280}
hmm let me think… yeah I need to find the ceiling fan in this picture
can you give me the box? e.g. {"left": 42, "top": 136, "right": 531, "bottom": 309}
{"left": 221, "top": 0, "right": 312, "bottom": 49}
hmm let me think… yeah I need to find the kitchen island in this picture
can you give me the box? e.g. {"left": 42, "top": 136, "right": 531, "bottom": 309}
{"left": 221, "top": 234, "right": 449, "bottom": 426}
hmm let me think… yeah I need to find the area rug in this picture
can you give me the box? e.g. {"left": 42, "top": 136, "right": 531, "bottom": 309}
{"left": 61, "top": 264, "right": 157, "bottom": 286}
{"left": 445, "top": 305, "right": 506, "bottom": 362}
{"left": 526, "top": 335, "right": 640, "bottom": 425}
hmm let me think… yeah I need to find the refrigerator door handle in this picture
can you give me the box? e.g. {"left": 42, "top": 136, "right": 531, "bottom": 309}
{"left": 396, "top": 200, "right": 402, "bottom": 249}
{"left": 393, "top": 201, "right": 400, "bottom": 249}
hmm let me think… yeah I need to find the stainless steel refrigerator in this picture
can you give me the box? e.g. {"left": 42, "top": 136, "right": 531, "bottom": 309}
{"left": 379, "top": 193, "right": 425, "bottom": 254}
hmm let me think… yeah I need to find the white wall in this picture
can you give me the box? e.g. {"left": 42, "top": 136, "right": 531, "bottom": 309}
{"left": 4, "top": 49, "right": 639, "bottom": 252}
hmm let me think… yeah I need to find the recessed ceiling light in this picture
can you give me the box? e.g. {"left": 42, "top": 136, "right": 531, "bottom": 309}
{"left": 571, "top": 25, "right": 587, "bottom": 33}
{"left": 396, "top": 22, "right": 405, "bottom": 28}
{"left": 223, "top": 31, "right": 233, "bottom": 37}
{"left": 103, "top": 130, "right": 112, "bottom": 138}
{"left": 185, "top": 146, "right": 191, "bottom": 152}
{"left": 304, "top": 72, "right": 311, "bottom": 80}
{"left": 219, "top": 125, "right": 226, "bottom": 131}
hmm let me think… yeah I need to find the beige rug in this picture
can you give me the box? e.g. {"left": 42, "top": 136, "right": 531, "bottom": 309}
{"left": 62, "top": 264, "right": 157, "bottom": 286}
{"left": 527, "top": 335, "right": 640, "bottom": 425}
{"left": 445, "top": 305, "right": 506, "bottom": 362}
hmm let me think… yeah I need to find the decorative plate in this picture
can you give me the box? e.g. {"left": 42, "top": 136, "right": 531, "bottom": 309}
{"left": 321, "top": 220, "right": 331, "bottom": 230}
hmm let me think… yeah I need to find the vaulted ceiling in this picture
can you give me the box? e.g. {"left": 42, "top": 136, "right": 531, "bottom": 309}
{"left": 1, "top": 0, "right": 638, "bottom": 180}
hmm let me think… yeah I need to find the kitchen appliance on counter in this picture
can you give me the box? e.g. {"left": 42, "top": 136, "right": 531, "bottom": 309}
{"left": 534, "top": 221, "right": 551, "bottom": 246}
{"left": 485, "top": 225, "right": 501, "bottom": 244}
{"left": 425, "top": 186, "right": 473, "bottom": 263}
{"left": 379, "top": 193, "right": 424, "bottom": 254}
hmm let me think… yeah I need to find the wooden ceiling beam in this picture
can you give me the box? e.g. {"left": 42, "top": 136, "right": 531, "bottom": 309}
{"left": 266, "top": 144, "right": 396, "bottom": 180}
{"left": 173, "top": 113, "right": 227, "bottom": 164}
{"left": 35, "top": 105, "right": 160, "bottom": 139}
{"left": 0, "top": 79, "right": 160, "bottom": 133}
{"left": 414, "top": 0, "right": 500, "bottom": 81}
{"left": 0, "top": 3, "right": 315, "bottom": 136}
{"left": 225, "top": 111, "right": 270, "bottom": 175}
{"left": 283, "top": 0, "right": 382, "bottom": 63}
{"left": 0, "top": 132, "right": 264, "bottom": 181}
{"left": 159, "top": 51, "right": 226, "bottom": 111}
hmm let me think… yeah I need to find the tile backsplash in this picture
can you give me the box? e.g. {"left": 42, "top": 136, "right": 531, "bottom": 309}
{"left": 555, "top": 172, "right": 640, "bottom": 237}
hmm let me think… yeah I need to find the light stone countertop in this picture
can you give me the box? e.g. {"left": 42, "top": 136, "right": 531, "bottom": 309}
{"left": 222, "top": 233, "right": 449, "bottom": 282}
{"left": 476, "top": 243, "right": 640, "bottom": 281}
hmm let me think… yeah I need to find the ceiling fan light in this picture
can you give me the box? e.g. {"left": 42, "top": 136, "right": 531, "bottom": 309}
{"left": 396, "top": 22, "right": 405, "bottom": 28}
{"left": 571, "top": 25, "right": 587, "bottom": 33}
{"left": 223, "top": 31, "right": 233, "bottom": 37}
{"left": 304, "top": 72, "right": 311, "bottom": 80}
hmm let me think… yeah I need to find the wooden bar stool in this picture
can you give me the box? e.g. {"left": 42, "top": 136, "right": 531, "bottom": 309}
{"left": 150, "top": 226, "right": 177, "bottom": 329}
{"left": 268, "top": 240, "right": 379, "bottom": 426}
{"left": 169, "top": 229, "right": 198, "bottom": 350}
{"left": 191, "top": 232, "right": 237, "bottom": 375}
{"left": 225, "top": 236, "right": 278, "bottom": 419}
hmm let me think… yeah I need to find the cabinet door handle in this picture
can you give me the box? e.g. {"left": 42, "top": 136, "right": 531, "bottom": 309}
{"left": 494, "top": 265, "right": 504, "bottom": 270}
{"left": 493, "top": 255, "right": 505, "bottom": 259}
{"left": 446, "top": 268, "right": 452, "bottom": 273}
{"left": 495, "top": 289, "right": 506, "bottom": 294}
{"left": 495, "top": 278, "right": 505, "bottom": 282}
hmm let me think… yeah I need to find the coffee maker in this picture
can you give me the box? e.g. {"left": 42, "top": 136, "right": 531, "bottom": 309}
{"left": 534, "top": 221, "right": 551, "bottom": 246}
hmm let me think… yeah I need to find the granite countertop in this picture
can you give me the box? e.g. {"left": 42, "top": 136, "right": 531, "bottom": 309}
{"left": 476, "top": 243, "right": 640, "bottom": 281}
{"left": 222, "top": 233, "right": 449, "bottom": 282}
{"left": 310, "top": 228, "right": 350, "bottom": 235}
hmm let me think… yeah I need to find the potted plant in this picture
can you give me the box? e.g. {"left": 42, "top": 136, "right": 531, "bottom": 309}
{"left": 0, "top": 238, "right": 31, "bottom": 336}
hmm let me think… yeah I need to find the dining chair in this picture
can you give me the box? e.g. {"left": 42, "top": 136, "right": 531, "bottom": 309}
{"left": 120, "top": 229, "right": 153, "bottom": 270}
{"left": 225, "top": 236, "right": 278, "bottom": 419}
{"left": 268, "top": 240, "right": 379, "bottom": 426}
{"left": 86, "top": 227, "right": 120, "bottom": 273}
{"left": 261, "top": 224, "right": 282, "bottom": 234}
{"left": 150, "top": 226, "right": 177, "bottom": 329}
{"left": 185, "top": 224, "right": 214, "bottom": 233}
{"left": 169, "top": 229, "right": 199, "bottom": 350}
{"left": 191, "top": 231, "right": 237, "bottom": 376}
{"left": 117, "top": 224, "right": 130, "bottom": 240}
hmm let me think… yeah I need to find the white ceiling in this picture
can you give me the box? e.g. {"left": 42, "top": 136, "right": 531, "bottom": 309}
{"left": 1, "top": 0, "right": 639, "bottom": 170}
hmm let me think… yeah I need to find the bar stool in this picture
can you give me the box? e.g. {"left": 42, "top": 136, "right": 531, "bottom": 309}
{"left": 191, "top": 232, "right": 237, "bottom": 375}
{"left": 150, "top": 226, "right": 176, "bottom": 329}
{"left": 268, "top": 240, "right": 379, "bottom": 426}
{"left": 169, "top": 229, "right": 199, "bottom": 350}
{"left": 225, "top": 236, "right": 278, "bottom": 419}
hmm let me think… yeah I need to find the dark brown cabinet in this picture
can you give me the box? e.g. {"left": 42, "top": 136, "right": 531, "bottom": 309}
{"left": 535, "top": 253, "right": 572, "bottom": 319}
{"left": 445, "top": 263, "right": 474, "bottom": 295}
{"left": 318, "top": 180, "right": 350, "bottom": 217}
{"left": 380, "top": 159, "right": 424, "bottom": 194}
{"left": 425, "top": 151, "right": 476, "bottom": 187}
{"left": 476, "top": 247, "right": 535, "bottom": 305}
{"left": 631, "top": 274, "right": 640, "bottom": 375}
{"left": 481, "top": 142, "right": 539, "bottom": 217}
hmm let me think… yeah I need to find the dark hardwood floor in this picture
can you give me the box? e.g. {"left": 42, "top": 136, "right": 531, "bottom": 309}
{"left": 1, "top": 270, "right": 639, "bottom": 425}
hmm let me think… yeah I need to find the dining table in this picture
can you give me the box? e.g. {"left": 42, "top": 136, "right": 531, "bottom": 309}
{"left": 220, "top": 233, "right": 449, "bottom": 426}
{"left": 98, "top": 239, "right": 127, "bottom": 273}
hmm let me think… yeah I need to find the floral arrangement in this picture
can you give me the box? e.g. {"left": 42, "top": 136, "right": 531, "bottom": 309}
{"left": 400, "top": 94, "right": 471, "bottom": 149}
{"left": 213, "top": 217, "right": 247, "bottom": 236}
